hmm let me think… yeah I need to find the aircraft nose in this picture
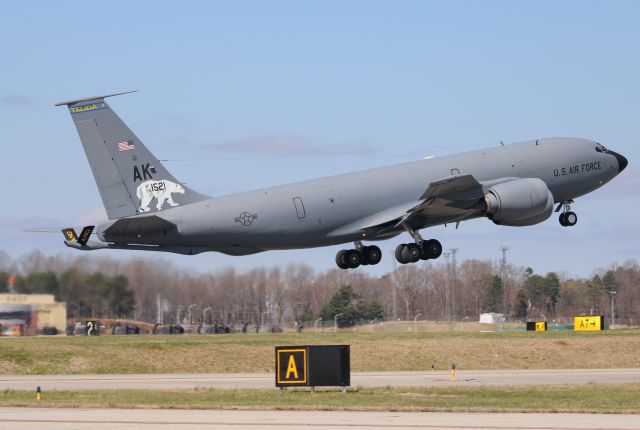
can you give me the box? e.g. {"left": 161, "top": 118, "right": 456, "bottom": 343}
{"left": 609, "top": 150, "right": 628, "bottom": 173}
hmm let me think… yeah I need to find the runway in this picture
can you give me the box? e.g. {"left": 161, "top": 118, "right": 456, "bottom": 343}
{"left": 1, "top": 368, "right": 638, "bottom": 391}
{"left": 1, "top": 408, "right": 639, "bottom": 430}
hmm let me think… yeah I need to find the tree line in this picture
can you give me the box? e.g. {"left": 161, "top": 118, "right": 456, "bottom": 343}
{"left": 0, "top": 249, "right": 637, "bottom": 325}
{"left": 0, "top": 269, "right": 134, "bottom": 319}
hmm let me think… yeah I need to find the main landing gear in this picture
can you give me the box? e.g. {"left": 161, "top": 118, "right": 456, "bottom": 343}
{"left": 558, "top": 201, "right": 578, "bottom": 227}
{"left": 335, "top": 242, "right": 382, "bottom": 269}
{"left": 394, "top": 239, "right": 442, "bottom": 264}
{"left": 394, "top": 224, "right": 442, "bottom": 265}
{"left": 334, "top": 226, "right": 443, "bottom": 269}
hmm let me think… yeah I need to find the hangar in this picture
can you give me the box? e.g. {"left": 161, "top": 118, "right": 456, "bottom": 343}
{"left": 0, "top": 294, "right": 67, "bottom": 335}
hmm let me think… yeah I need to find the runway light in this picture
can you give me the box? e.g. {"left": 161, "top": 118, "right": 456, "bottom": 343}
{"left": 431, "top": 362, "right": 435, "bottom": 372}
{"left": 450, "top": 363, "right": 457, "bottom": 381}
{"left": 36, "top": 386, "right": 41, "bottom": 401}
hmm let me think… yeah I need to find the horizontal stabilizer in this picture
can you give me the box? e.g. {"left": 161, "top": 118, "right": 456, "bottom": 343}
{"left": 54, "top": 90, "right": 138, "bottom": 106}
{"left": 64, "top": 239, "right": 108, "bottom": 251}
{"left": 63, "top": 240, "right": 224, "bottom": 255}
{"left": 23, "top": 227, "right": 72, "bottom": 234}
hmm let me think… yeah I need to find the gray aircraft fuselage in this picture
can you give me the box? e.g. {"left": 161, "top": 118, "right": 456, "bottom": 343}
{"left": 96, "top": 137, "right": 624, "bottom": 255}
{"left": 56, "top": 93, "right": 627, "bottom": 264}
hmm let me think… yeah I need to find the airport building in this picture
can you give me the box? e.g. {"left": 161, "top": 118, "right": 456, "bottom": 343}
{"left": 0, "top": 294, "right": 67, "bottom": 336}
{"left": 479, "top": 312, "right": 505, "bottom": 324}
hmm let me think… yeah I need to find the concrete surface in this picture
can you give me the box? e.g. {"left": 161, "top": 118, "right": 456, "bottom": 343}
{"left": 0, "top": 408, "right": 639, "bottom": 430}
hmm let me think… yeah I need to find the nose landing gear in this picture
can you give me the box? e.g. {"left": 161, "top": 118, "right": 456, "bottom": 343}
{"left": 559, "top": 211, "right": 577, "bottom": 227}
{"left": 557, "top": 201, "right": 578, "bottom": 227}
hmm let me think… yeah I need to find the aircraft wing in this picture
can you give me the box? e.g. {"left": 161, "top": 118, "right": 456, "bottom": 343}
{"left": 329, "top": 174, "right": 487, "bottom": 237}
{"left": 406, "top": 174, "right": 486, "bottom": 227}
{"left": 420, "top": 174, "right": 483, "bottom": 200}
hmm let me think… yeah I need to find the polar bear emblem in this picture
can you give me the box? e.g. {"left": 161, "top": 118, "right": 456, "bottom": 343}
{"left": 136, "top": 180, "right": 185, "bottom": 212}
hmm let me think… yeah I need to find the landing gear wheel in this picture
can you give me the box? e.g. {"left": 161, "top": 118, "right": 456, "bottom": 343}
{"left": 403, "top": 243, "right": 421, "bottom": 263}
{"left": 559, "top": 213, "right": 567, "bottom": 226}
{"left": 559, "top": 212, "right": 577, "bottom": 227}
{"left": 422, "top": 239, "right": 443, "bottom": 260}
{"left": 359, "top": 249, "right": 370, "bottom": 266}
{"left": 564, "top": 211, "right": 577, "bottom": 226}
{"left": 395, "top": 244, "right": 408, "bottom": 264}
{"left": 335, "top": 250, "right": 349, "bottom": 269}
{"left": 364, "top": 245, "right": 382, "bottom": 265}
{"left": 558, "top": 200, "right": 577, "bottom": 227}
{"left": 345, "top": 250, "right": 361, "bottom": 269}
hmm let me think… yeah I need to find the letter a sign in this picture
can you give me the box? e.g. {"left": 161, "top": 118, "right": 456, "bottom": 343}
{"left": 276, "top": 347, "right": 307, "bottom": 386}
{"left": 286, "top": 355, "right": 299, "bottom": 379}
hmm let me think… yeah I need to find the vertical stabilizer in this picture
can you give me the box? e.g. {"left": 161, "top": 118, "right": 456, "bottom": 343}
{"left": 56, "top": 92, "right": 208, "bottom": 219}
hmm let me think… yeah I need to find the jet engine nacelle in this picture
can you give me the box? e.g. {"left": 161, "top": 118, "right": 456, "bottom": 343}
{"left": 484, "top": 178, "right": 554, "bottom": 226}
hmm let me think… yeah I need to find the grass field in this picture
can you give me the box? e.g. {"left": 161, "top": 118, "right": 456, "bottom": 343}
{"left": 2, "top": 384, "right": 639, "bottom": 413}
{"left": 1, "top": 329, "right": 639, "bottom": 375}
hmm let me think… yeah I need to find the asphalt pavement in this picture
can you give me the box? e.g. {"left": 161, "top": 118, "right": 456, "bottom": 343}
{"left": 1, "top": 368, "right": 638, "bottom": 391}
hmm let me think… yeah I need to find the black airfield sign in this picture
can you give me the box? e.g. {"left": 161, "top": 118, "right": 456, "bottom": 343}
{"left": 275, "top": 345, "right": 350, "bottom": 388}
{"left": 276, "top": 348, "right": 307, "bottom": 385}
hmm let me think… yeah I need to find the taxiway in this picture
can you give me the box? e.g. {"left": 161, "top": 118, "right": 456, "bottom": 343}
{"left": 1, "top": 368, "right": 638, "bottom": 391}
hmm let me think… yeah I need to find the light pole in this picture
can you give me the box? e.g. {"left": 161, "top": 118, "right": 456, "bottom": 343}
{"left": 391, "top": 254, "right": 398, "bottom": 321}
{"left": 334, "top": 313, "right": 343, "bottom": 333}
{"left": 187, "top": 304, "right": 196, "bottom": 325}
{"left": 156, "top": 295, "right": 162, "bottom": 324}
{"left": 202, "top": 307, "right": 212, "bottom": 325}
{"left": 609, "top": 291, "right": 616, "bottom": 327}
{"left": 443, "top": 251, "right": 450, "bottom": 321}
{"left": 499, "top": 245, "right": 510, "bottom": 319}
{"left": 449, "top": 248, "right": 458, "bottom": 320}
{"left": 414, "top": 313, "right": 422, "bottom": 332}
{"left": 314, "top": 318, "right": 322, "bottom": 332}
{"left": 176, "top": 305, "right": 182, "bottom": 325}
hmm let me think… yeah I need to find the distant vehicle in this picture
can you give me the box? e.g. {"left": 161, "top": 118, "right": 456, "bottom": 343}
{"left": 56, "top": 92, "right": 627, "bottom": 269}
{"left": 111, "top": 325, "right": 140, "bottom": 335}
{"left": 39, "top": 326, "right": 58, "bottom": 335}
{"left": 152, "top": 324, "right": 184, "bottom": 335}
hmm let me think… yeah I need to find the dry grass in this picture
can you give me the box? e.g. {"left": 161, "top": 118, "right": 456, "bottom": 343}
{"left": 0, "top": 329, "right": 639, "bottom": 375}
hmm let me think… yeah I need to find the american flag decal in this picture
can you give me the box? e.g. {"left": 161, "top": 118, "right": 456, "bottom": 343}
{"left": 118, "top": 140, "right": 135, "bottom": 152}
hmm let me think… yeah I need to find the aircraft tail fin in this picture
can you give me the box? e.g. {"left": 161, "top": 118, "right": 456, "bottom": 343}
{"left": 56, "top": 92, "right": 208, "bottom": 219}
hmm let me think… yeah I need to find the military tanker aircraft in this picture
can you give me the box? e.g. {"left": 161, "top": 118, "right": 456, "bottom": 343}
{"left": 56, "top": 91, "right": 628, "bottom": 269}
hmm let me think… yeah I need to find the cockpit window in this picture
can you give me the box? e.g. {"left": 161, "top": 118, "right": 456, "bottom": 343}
{"left": 595, "top": 143, "right": 608, "bottom": 153}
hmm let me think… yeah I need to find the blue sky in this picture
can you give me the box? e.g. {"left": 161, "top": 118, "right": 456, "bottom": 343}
{"left": 1, "top": 1, "right": 638, "bottom": 277}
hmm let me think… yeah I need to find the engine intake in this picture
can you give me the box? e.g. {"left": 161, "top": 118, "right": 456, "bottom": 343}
{"left": 484, "top": 178, "right": 554, "bottom": 226}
